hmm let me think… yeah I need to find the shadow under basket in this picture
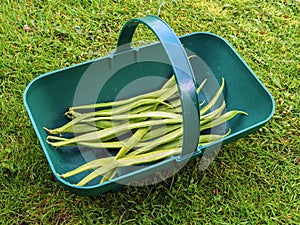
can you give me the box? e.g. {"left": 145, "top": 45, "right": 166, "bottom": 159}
{"left": 24, "top": 15, "right": 274, "bottom": 196}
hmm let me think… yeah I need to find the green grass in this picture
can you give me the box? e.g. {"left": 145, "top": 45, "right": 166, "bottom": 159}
{"left": 1, "top": 0, "right": 299, "bottom": 224}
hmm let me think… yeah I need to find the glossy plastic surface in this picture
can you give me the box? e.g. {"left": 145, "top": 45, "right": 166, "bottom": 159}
{"left": 116, "top": 15, "right": 199, "bottom": 159}
{"left": 23, "top": 16, "right": 274, "bottom": 196}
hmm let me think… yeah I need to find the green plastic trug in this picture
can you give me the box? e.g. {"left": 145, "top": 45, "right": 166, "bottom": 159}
{"left": 24, "top": 16, "right": 274, "bottom": 196}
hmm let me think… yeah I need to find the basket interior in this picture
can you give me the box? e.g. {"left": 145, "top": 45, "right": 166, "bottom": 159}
{"left": 24, "top": 32, "right": 274, "bottom": 186}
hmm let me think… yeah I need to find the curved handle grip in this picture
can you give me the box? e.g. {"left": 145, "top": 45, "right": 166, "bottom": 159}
{"left": 116, "top": 15, "right": 200, "bottom": 159}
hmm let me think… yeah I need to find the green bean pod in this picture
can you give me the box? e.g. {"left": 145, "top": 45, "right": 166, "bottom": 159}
{"left": 200, "top": 110, "right": 248, "bottom": 131}
{"left": 76, "top": 148, "right": 182, "bottom": 186}
{"left": 200, "top": 78, "right": 225, "bottom": 116}
{"left": 48, "top": 119, "right": 182, "bottom": 147}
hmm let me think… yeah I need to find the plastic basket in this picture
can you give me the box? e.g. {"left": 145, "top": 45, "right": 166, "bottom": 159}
{"left": 24, "top": 15, "right": 274, "bottom": 196}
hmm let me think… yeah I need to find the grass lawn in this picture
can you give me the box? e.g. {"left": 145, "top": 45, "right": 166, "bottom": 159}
{"left": 1, "top": 0, "right": 299, "bottom": 224}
